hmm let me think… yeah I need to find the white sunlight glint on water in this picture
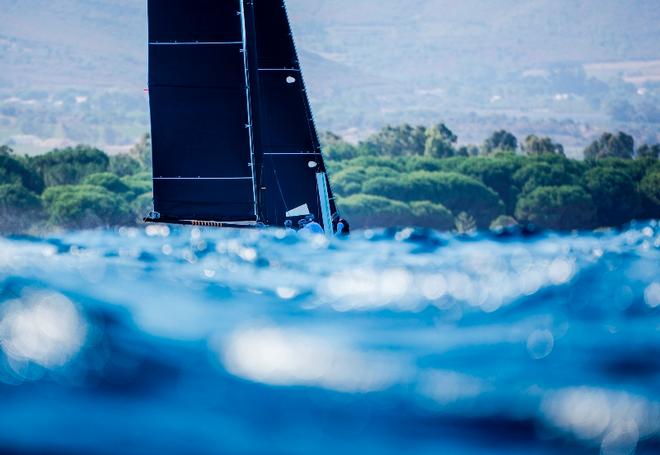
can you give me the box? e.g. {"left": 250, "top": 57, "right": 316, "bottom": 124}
{"left": 418, "top": 370, "right": 488, "bottom": 405}
{"left": 644, "top": 282, "right": 660, "bottom": 308}
{"left": 542, "top": 388, "right": 660, "bottom": 450}
{"left": 219, "top": 326, "right": 404, "bottom": 392}
{"left": 0, "top": 291, "right": 87, "bottom": 369}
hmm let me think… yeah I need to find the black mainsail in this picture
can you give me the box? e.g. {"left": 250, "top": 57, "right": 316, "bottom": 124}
{"left": 146, "top": 0, "right": 338, "bottom": 230}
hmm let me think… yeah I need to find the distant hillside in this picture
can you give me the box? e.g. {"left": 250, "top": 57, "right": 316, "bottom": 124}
{"left": 1, "top": 0, "right": 145, "bottom": 89}
{"left": 4, "top": 0, "right": 659, "bottom": 89}
{"left": 1, "top": 0, "right": 659, "bottom": 155}
{"left": 292, "top": 0, "right": 660, "bottom": 74}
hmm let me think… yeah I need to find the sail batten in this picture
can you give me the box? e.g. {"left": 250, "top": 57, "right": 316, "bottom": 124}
{"left": 149, "top": 42, "right": 244, "bottom": 46}
{"left": 258, "top": 68, "right": 301, "bottom": 71}
{"left": 153, "top": 177, "right": 253, "bottom": 181}
{"left": 263, "top": 152, "right": 321, "bottom": 156}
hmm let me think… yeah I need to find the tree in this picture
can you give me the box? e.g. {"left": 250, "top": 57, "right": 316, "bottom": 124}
{"left": 362, "top": 171, "right": 505, "bottom": 228}
{"left": 639, "top": 171, "right": 660, "bottom": 219}
{"left": 587, "top": 157, "right": 652, "bottom": 182}
{"left": 42, "top": 185, "right": 134, "bottom": 229}
{"left": 490, "top": 215, "right": 519, "bottom": 231}
{"left": 82, "top": 173, "right": 130, "bottom": 194}
{"left": 331, "top": 156, "right": 409, "bottom": 197}
{"left": 130, "top": 133, "right": 152, "bottom": 170}
{"left": 409, "top": 201, "right": 454, "bottom": 230}
{"left": 0, "top": 184, "right": 43, "bottom": 233}
{"left": 583, "top": 167, "right": 640, "bottom": 227}
{"left": 457, "top": 145, "right": 480, "bottom": 157}
{"left": 121, "top": 172, "right": 153, "bottom": 200}
{"left": 0, "top": 145, "right": 14, "bottom": 156}
{"left": 339, "top": 194, "right": 414, "bottom": 228}
{"left": 0, "top": 154, "right": 45, "bottom": 193}
{"left": 424, "top": 123, "right": 457, "bottom": 158}
{"left": 483, "top": 130, "right": 518, "bottom": 154}
{"left": 522, "top": 135, "right": 565, "bottom": 156}
{"left": 528, "top": 152, "right": 588, "bottom": 177}
{"left": 584, "top": 132, "right": 634, "bottom": 160}
{"left": 405, "top": 155, "right": 466, "bottom": 173}
{"left": 333, "top": 167, "right": 367, "bottom": 196}
{"left": 321, "top": 132, "right": 361, "bottom": 161}
{"left": 361, "top": 124, "right": 427, "bottom": 157}
{"left": 513, "top": 162, "right": 577, "bottom": 194}
{"left": 458, "top": 156, "right": 524, "bottom": 215}
{"left": 131, "top": 192, "right": 154, "bottom": 221}
{"left": 637, "top": 144, "right": 660, "bottom": 160}
{"left": 29, "top": 145, "right": 110, "bottom": 186}
{"left": 454, "top": 212, "right": 477, "bottom": 234}
{"left": 340, "top": 156, "right": 405, "bottom": 173}
{"left": 109, "top": 154, "right": 142, "bottom": 177}
{"left": 515, "top": 186, "right": 596, "bottom": 230}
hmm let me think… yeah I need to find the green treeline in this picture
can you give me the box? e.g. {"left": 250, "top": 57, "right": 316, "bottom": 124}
{"left": 1, "top": 125, "right": 659, "bottom": 234}
{"left": 0, "top": 137, "right": 152, "bottom": 234}
{"left": 324, "top": 125, "right": 660, "bottom": 231}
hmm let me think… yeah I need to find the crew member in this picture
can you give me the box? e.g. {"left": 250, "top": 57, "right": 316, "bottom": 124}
{"left": 335, "top": 218, "right": 350, "bottom": 237}
{"left": 302, "top": 214, "right": 324, "bottom": 234}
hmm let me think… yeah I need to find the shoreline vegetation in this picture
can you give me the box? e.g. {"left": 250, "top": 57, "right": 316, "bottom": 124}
{"left": 1, "top": 125, "right": 659, "bottom": 235}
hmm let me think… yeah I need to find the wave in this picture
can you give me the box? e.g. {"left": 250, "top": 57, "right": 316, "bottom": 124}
{"left": 0, "top": 223, "right": 659, "bottom": 454}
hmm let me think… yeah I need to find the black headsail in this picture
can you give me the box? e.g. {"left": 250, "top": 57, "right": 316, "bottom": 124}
{"left": 146, "top": 0, "right": 337, "bottom": 228}
{"left": 245, "top": 0, "right": 338, "bottom": 228}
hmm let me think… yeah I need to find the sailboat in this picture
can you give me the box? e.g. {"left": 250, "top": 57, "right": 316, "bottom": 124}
{"left": 144, "top": 0, "right": 339, "bottom": 235}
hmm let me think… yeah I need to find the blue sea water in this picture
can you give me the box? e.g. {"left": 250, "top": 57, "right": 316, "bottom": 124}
{"left": 0, "top": 224, "right": 659, "bottom": 454}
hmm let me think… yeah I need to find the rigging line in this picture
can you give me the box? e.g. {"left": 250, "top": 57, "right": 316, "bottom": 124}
{"left": 269, "top": 156, "right": 289, "bottom": 211}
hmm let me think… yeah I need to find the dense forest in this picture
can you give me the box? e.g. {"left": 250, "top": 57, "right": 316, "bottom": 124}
{"left": 327, "top": 126, "right": 660, "bottom": 231}
{"left": 0, "top": 125, "right": 658, "bottom": 234}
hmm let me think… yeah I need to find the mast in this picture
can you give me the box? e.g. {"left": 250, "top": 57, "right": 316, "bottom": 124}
{"left": 239, "top": 0, "right": 260, "bottom": 222}
{"left": 316, "top": 172, "right": 334, "bottom": 237}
